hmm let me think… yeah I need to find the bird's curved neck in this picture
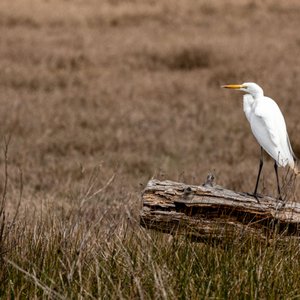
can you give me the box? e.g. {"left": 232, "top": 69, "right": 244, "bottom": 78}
{"left": 247, "top": 91, "right": 264, "bottom": 100}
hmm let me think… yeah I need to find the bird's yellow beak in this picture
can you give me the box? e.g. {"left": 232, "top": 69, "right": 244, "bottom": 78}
{"left": 221, "top": 84, "right": 244, "bottom": 89}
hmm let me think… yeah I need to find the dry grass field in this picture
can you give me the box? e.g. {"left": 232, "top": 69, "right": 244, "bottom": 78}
{"left": 1, "top": 0, "right": 300, "bottom": 298}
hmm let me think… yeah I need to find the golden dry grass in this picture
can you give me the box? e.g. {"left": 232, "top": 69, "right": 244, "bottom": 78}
{"left": 1, "top": 0, "right": 300, "bottom": 297}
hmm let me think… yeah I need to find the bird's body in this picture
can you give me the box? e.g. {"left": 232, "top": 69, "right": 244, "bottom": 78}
{"left": 222, "top": 82, "right": 297, "bottom": 200}
{"left": 243, "top": 93, "right": 295, "bottom": 170}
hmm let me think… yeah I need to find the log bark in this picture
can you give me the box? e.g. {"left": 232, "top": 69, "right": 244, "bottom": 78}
{"left": 140, "top": 179, "right": 300, "bottom": 241}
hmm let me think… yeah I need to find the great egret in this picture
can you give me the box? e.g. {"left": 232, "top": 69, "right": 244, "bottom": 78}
{"left": 222, "top": 82, "right": 298, "bottom": 201}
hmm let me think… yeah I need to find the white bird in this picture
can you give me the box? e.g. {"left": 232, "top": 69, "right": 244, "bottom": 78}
{"left": 222, "top": 82, "right": 298, "bottom": 201}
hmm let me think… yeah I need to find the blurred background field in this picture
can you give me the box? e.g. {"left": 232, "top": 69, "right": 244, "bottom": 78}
{"left": 1, "top": 0, "right": 300, "bottom": 298}
{"left": 1, "top": 0, "right": 300, "bottom": 208}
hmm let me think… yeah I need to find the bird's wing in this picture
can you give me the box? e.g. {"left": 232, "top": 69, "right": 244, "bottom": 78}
{"left": 253, "top": 97, "right": 293, "bottom": 166}
{"left": 254, "top": 97, "right": 285, "bottom": 147}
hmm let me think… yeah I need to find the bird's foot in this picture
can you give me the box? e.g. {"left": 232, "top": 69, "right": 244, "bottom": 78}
{"left": 275, "top": 198, "right": 286, "bottom": 210}
{"left": 276, "top": 195, "right": 286, "bottom": 208}
{"left": 245, "top": 192, "right": 262, "bottom": 203}
{"left": 253, "top": 193, "right": 261, "bottom": 203}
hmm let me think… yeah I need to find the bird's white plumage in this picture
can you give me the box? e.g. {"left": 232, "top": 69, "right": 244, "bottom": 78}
{"left": 224, "top": 82, "right": 297, "bottom": 173}
{"left": 246, "top": 96, "right": 293, "bottom": 168}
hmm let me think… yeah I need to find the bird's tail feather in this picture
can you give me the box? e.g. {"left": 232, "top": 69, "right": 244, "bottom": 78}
{"left": 287, "top": 135, "right": 299, "bottom": 175}
{"left": 293, "top": 165, "right": 299, "bottom": 176}
{"left": 292, "top": 158, "right": 299, "bottom": 176}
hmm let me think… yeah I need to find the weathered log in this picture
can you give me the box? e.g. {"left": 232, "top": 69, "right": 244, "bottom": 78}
{"left": 140, "top": 179, "right": 300, "bottom": 241}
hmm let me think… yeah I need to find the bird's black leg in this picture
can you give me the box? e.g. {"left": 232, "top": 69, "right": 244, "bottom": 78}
{"left": 253, "top": 147, "right": 264, "bottom": 202}
{"left": 274, "top": 161, "right": 283, "bottom": 201}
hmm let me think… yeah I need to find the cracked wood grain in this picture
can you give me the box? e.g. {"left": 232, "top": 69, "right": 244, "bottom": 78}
{"left": 140, "top": 179, "right": 300, "bottom": 240}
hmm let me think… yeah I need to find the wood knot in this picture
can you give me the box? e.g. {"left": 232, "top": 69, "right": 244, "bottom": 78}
{"left": 182, "top": 186, "right": 193, "bottom": 201}
{"left": 183, "top": 186, "right": 192, "bottom": 195}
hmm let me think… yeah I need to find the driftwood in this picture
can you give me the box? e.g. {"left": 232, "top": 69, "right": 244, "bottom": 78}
{"left": 140, "top": 178, "right": 300, "bottom": 241}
